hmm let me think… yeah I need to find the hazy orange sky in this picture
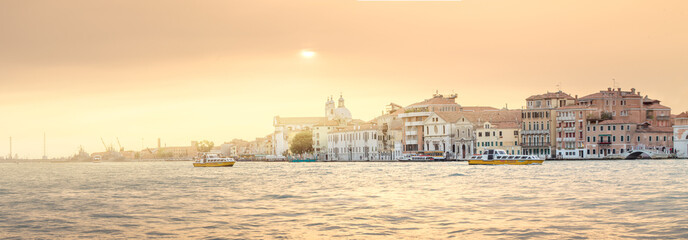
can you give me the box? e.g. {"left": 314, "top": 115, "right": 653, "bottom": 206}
{"left": 1, "top": 0, "right": 687, "bottom": 158}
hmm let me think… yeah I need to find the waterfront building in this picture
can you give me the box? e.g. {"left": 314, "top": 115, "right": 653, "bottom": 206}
{"left": 272, "top": 95, "right": 355, "bottom": 156}
{"left": 475, "top": 121, "right": 522, "bottom": 156}
{"left": 578, "top": 87, "right": 673, "bottom": 158}
{"left": 674, "top": 112, "right": 688, "bottom": 158}
{"left": 327, "top": 124, "right": 380, "bottom": 161}
{"left": 399, "top": 92, "right": 459, "bottom": 153}
{"left": 577, "top": 88, "right": 672, "bottom": 127}
{"left": 422, "top": 111, "right": 462, "bottom": 157}
{"left": 311, "top": 121, "right": 340, "bottom": 160}
{"left": 555, "top": 105, "right": 593, "bottom": 159}
{"left": 521, "top": 91, "right": 576, "bottom": 158}
{"left": 371, "top": 103, "right": 405, "bottom": 160}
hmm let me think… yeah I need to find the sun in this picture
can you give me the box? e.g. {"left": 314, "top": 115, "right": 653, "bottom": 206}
{"left": 300, "top": 50, "right": 316, "bottom": 58}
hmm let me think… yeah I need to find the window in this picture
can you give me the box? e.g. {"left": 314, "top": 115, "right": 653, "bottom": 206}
{"left": 613, "top": 126, "right": 616, "bottom": 131}
{"left": 621, "top": 125, "right": 624, "bottom": 130}
{"left": 587, "top": 137, "right": 590, "bottom": 142}
{"left": 593, "top": 126, "right": 596, "bottom": 131}
{"left": 649, "top": 136, "right": 652, "bottom": 142}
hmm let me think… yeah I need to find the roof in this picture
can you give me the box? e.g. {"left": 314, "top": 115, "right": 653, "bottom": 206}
{"left": 407, "top": 95, "right": 458, "bottom": 107}
{"left": 595, "top": 119, "right": 637, "bottom": 125}
{"left": 526, "top": 91, "right": 574, "bottom": 101}
{"left": 636, "top": 126, "right": 673, "bottom": 133}
{"left": 677, "top": 112, "right": 688, "bottom": 118}
{"left": 556, "top": 105, "right": 594, "bottom": 110}
{"left": 578, "top": 89, "right": 643, "bottom": 100}
{"left": 460, "top": 106, "right": 498, "bottom": 111}
{"left": 492, "top": 121, "right": 520, "bottom": 129}
{"left": 330, "top": 124, "right": 379, "bottom": 133}
{"left": 644, "top": 103, "right": 671, "bottom": 110}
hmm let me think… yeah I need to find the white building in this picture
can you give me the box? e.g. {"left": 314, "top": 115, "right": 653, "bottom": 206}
{"left": 327, "top": 124, "right": 380, "bottom": 161}
{"left": 272, "top": 95, "right": 354, "bottom": 156}
{"left": 674, "top": 112, "right": 688, "bottom": 158}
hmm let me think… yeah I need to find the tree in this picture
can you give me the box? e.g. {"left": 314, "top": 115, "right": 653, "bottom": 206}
{"left": 197, "top": 140, "right": 215, "bottom": 152}
{"left": 289, "top": 131, "right": 314, "bottom": 155}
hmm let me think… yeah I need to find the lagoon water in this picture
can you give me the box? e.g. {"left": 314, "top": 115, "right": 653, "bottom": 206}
{"left": 1, "top": 160, "right": 687, "bottom": 239}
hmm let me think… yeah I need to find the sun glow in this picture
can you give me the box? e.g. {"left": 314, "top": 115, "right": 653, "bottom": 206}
{"left": 300, "top": 50, "right": 316, "bottom": 58}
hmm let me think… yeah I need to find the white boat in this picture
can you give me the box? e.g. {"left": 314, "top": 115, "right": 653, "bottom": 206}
{"left": 468, "top": 149, "right": 543, "bottom": 165}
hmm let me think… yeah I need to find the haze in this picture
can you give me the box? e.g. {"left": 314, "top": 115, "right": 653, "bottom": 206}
{"left": 1, "top": 0, "right": 687, "bottom": 158}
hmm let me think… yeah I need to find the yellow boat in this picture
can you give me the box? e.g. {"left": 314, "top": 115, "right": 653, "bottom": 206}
{"left": 468, "top": 149, "right": 544, "bottom": 165}
{"left": 193, "top": 153, "right": 236, "bottom": 167}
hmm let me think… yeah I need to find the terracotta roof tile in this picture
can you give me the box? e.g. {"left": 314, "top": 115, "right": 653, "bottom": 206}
{"left": 526, "top": 91, "right": 574, "bottom": 101}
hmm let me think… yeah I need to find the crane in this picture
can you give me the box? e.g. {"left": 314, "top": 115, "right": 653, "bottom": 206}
{"left": 116, "top": 137, "right": 124, "bottom": 152}
{"left": 101, "top": 137, "right": 110, "bottom": 152}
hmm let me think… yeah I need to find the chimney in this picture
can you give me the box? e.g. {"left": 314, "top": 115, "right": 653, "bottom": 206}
{"left": 631, "top": 88, "right": 636, "bottom": 94}
{"left": 618, "top": 88, "right": 621, "bottom": 92}
{"left": 607, "top": 87, "right": 612, "bottom": 91}
{"left": 157, "top": 138, "right": 161, "bottom": 149}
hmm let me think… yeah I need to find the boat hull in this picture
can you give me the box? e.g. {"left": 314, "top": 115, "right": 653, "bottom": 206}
{"left": 193, "top": 161, "right": 235, "bottom": 167}
{"left": 468, "top": 159, "right": 544, "bottom": 165}
{"left": 290, "top": 159, "right": 316, "bottom": 162}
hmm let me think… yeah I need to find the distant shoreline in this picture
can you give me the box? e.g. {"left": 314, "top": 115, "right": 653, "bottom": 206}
{"left": 1, "top": 158, "right": 685, "bottom": 164}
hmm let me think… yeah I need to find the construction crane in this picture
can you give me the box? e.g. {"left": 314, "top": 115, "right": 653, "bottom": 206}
{"left": 116, "top": 137, "right": 124, "bottom": 152}
{"left": 101, "top": 137, "right": 110, "bottom": 152}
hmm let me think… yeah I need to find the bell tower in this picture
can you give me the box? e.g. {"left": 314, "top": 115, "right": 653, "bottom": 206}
{"left": 326, "top": 96, "right": 335, "bottom": 120}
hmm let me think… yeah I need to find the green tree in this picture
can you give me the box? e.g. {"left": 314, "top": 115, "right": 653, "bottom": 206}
{"left": 196, "top": 140, "right": 215, "bottom": 152}
{"left": 289, "top": 131, "right": 314, "bottom": 155}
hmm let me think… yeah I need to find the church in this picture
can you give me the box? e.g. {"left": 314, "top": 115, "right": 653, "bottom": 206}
{"left": 272, "top": 94, "right": 359, "bottom": 156}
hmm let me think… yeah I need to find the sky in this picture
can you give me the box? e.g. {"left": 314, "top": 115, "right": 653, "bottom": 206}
{"left": 1, "top": 0, "right": 687, "bottom": 158}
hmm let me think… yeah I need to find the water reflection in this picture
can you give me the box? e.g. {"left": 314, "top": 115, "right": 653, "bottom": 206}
{"left": 0, "top": 160, "right": 687, "bottom": 239}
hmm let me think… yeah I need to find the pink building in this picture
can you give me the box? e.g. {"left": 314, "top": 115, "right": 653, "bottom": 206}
{"left": 555, "top": 105, "right": 593, "bottom": 158}
{"left": 577, "top": 87, "right": 672, "bottom": 158}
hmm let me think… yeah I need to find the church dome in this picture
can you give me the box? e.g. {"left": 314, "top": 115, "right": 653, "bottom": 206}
{"left": 334, "top": 107, "right": 352, "bottom": 120}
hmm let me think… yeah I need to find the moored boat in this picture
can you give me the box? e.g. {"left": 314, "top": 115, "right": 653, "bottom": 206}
{"left": 468, "top": 149, "right": 543, "bottom": 165}
{"left": 193, "top": 153, "right": 236, "bottom": 167}
{"left": 290, "top": 159, "right": 317, "bottom": 162}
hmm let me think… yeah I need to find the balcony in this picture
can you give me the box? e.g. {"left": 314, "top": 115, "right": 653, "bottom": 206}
{"left": 405, "top": 139, "right": 418, "bottom": 145}
{"left": 598, "top": 141, "right": 611, "bottom": 145}
{"left": 405, "top": 130, "right": 418, "bottom": 136}
{"left": 405, "top": 121, "right": 423, "bottom": 127}
{"left": 399, "top": 112, "right": 431, "bottom": 118}
{"left": 558, "top": 116, "right": 575, "bottom": 121}
{"left": 521, "top": 142, "right": 551, "bottom": 147}
{"left": 564, "top": 127, "right": 575, "bottom": 132}
{"left": 522, "top": 130, "right": 549, "bottom": 135}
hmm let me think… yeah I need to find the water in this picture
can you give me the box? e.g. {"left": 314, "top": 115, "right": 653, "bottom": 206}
{"left": 1, "top": 160, "right": 687, "bottom": 239}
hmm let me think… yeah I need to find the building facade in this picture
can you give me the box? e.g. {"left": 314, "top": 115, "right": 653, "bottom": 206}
{"left": 327, "top": 124, "right": 380, "bottom": 161}
{"left": 674, "top": 112, "right": 688, "bottom": 158}
{"left": 521, "top": 91, "right": 575, "bottom": 158}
